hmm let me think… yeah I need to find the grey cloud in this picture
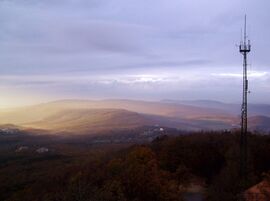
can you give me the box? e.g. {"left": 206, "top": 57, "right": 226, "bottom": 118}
{"left": 0, "top": 0, "right": 270, "bottom": 104}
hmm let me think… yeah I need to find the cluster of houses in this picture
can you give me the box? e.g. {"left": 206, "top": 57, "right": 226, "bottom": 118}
{"left": 0, "top": 127, "right": 19, "bottom": 135}
{"left": 16, "top": 146, "right": 50, "bottom": 154}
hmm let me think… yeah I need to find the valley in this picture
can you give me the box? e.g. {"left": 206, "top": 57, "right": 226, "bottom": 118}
{"left": 0, "top": 99, "right": 269, "bottom": 136}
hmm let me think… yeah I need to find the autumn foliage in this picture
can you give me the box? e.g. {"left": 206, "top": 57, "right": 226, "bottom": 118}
{"left": 1, "top": 132, "right": 270, "bottom": 201}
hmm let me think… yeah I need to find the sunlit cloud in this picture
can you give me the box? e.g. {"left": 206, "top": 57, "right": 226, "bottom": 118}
{"left": 0, "top": 0, "right": 270, "bottom": 105}
{"left": 211, "top": 71, "right": 269, "bottom": 78}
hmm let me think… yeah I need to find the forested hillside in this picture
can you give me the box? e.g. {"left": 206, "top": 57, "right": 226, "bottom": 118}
{"left": 1, "top": 131, "right": 270, "bottom": 201}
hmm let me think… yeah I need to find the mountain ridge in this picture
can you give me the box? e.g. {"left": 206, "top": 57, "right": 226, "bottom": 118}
{"left": 0, "top": 99, "right": 269, "bottom": 135}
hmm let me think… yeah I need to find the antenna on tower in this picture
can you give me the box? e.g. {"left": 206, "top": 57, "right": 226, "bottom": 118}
{"left": 239, "top": 14, "right": 251, "bottom": 188}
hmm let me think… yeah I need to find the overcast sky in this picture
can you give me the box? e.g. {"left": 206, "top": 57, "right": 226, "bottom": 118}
{"left": 0, "top": 0, "right": 270, "bottom": 107}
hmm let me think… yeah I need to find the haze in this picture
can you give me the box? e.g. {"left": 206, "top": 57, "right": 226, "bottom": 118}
{"left": 1, "top": 0, "right": 270, "bottom": 108}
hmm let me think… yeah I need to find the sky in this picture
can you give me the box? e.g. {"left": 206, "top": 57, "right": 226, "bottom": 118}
{"left": 0, "top": 0, "right": 270, "bottom": 108}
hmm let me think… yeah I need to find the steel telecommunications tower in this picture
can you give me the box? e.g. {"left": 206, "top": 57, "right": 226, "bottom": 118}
{"left": 239, "top": 15, "right": 251, "bottom": 184}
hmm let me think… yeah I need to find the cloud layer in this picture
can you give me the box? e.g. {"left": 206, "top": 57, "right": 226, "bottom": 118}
{"left": 0, "top": 0, "right": 270, "bottom": 107}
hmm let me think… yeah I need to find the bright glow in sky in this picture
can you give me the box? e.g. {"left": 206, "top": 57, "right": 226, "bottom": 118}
{"left": 0, "top": 0, "right": 270, "bottom": 107}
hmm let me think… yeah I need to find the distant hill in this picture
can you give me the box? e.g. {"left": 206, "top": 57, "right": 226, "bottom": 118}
{"left": 24, "top": 109, "right": 153, "bottom": 134}
{"left": 0, "top": 99, "right": 269, "bottom": 135}
{"left": 249, "top": 116, "right": 270, "bottom": 132}
{"left": 0, "top": 99, "right": 232, "bottom": 124}
{"left": 23, "top": 108, "right": 235, "bottom": 134}
{"left": 162, "top": 99, "right": 270, "bottom": 116}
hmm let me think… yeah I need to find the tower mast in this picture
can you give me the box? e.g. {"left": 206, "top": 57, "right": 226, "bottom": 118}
{"left": 239, "top": 15, "right": 251, "bottom": 185}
